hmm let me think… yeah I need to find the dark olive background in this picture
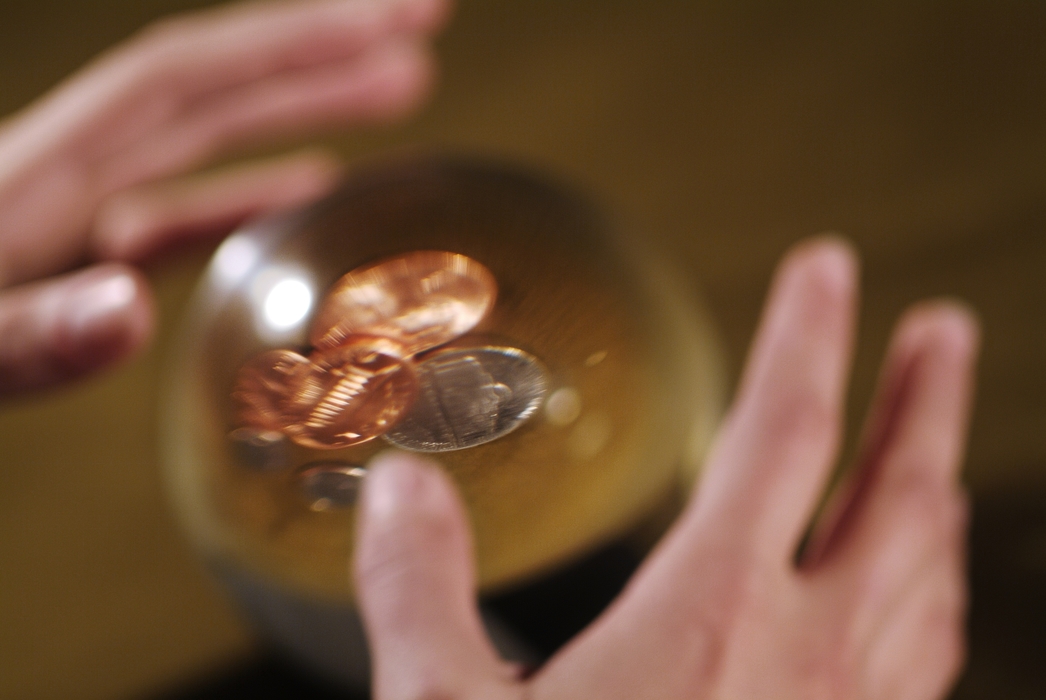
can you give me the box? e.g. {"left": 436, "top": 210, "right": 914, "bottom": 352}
{"left": 0, "top": 1, "right": 1043, "bottom": 698}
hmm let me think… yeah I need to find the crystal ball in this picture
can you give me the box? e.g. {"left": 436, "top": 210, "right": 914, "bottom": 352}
{"left": 161, "top": 155, "right": 723, "bottom": 675}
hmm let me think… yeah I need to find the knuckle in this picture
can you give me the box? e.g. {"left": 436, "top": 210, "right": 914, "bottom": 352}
{"left": 691, "top": 546, "right": 765, "bottom": 619}
{"left": 131, "top": 15, "right": 189, "bottom": 55}
{"left": 116, "top": 19, "right": 185, "bottom": 87}
{"left": 761, "top": 388, "right": 839, "bottom": 454}
{"left": 669, "top": 605, "right": 731, "bottom": 689}
{"left": 136, "top": 10, "right": 202, "bottom": 45}
{"left": 881, "top": 467, "right": 935, "bottom": 508}
{"left": 714, "top": 560, "right": 780, "bottom": 623}
{"left": 657, "top": 549, "right": 765, "bottom": 686}
{"left": 127, "top": 8, "right": 213, "bottom": 73}
{"left": 884, "top": 470, "right": 967, "bottom": 539}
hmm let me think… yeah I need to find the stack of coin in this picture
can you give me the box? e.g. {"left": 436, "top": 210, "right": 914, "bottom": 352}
{"left": 165, "top": 157, "right": 723, "bottom": 621}
{"left": 232, "top": 250, "right": 548, "bottom": 455}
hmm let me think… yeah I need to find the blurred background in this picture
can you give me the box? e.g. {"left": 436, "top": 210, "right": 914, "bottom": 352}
{"left": 0, "top": 0, "right": 1043, "bottom": 697}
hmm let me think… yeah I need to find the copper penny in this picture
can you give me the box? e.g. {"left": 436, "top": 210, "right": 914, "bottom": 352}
{"left": 233, "top": 349, "right": 313, "bottom": 432}
{"left": 228, "top": 427, "right": 291, "bottom": 472}
{"left": 309, "top": 251, "right": 497, "bottom": 356}
{"left": 281, "top": 336, "right": 419, "bottom": 449}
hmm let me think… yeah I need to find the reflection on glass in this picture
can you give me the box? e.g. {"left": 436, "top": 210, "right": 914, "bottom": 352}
{"left": 248, "top": 266, "right": 314, "bottom": 342}
{"left": 211, "top": 234, "right": 260, "bottom": 287}
{"left": 545, "top": 387, "right": 582, "bottom": 427}
{"left": 264, "top": 278, "right": 312, "bottom": 330}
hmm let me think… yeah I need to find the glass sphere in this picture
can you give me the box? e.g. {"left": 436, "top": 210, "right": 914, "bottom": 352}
{"left": 161, "top": 155, "right": 724, "bottom": 675}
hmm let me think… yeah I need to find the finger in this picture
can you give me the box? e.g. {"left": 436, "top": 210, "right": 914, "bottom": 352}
{"left": 0, "top": 264, "right": 153, "bottom": 396}
{"left": 134, "top": 0, "right": 450, "bottom": 98}
{"left": 0, "top": 0, "right": 447, "bottom": 286}
{"left": 861, "top": 302, "right": 979, "bottom": 486}
{"left": 354, "top": 452, "right": 518, "bottom": 700}
{"left": 813, "top": 483, "right": 967, "bottom": 653}
{"left": 138, "top": 0, "right": 450, "bottom": 92}
{"left": 803, "top": 304, "right": 978, "bottom": 567}
{"left": 862, "top": 546, "right": 967, "bottom": 700}
{"left": 3, "top": 0, "right": 447, "bottom": 165}
{"left": 530, "top": 239, "right": 857, "bottom": 700}
{"left": 802, "top": 303, "right": 977, "bottom": 639}
{"left": 99, "top": 39, "right": 433, "bottom": 189}
{"left": 687, "top": 237, "right": 858, "bottom": 562}
{"left": 93, "top": 149, "right": 343, "bottom": 261}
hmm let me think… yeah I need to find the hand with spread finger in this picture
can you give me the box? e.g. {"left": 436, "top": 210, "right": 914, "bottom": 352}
{"left": 353, "top": 238, "right": 980, "bottom": 700}
{"left": 0, "top": 0, "right": 451, "bottom": 395}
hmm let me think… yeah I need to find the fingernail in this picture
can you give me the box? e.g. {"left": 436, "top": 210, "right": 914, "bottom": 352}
{"left": 53, "top": 268, "right": 149, "bottom": 371}
{"left": 909, "top": 299, "right": 982, "bottom": 359}
{"left": 931, "top": 299, "right": 980, "bottom": 335}
{"left": 65, "top": 270, "right": 138, "bottom": 336}
{"left": 780, "top": 237, "right": 858, "bottom": 307}
{"left": 805, "top": 239, "right": 857, "bottom": 289}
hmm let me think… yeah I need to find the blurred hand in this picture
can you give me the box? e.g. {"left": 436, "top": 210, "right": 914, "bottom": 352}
{"left": 0, "top": 0, "right": 450, "bottom": 394}
{"left": 353, "top": 239, "right": 980, "bottom": 700}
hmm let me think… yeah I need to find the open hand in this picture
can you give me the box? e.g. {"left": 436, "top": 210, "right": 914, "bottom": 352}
{"left": 353, "top": 239, "right": 979, "bottom": 700}
{"left": 0, "top": 0, "right": 449, "bottom": 394}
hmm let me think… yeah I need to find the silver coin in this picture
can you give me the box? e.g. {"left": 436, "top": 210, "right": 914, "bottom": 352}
{"left": 298, "top": 462, "right": 368, "bottom": 511}
{"left": 384, "top": 346, "right": 548, "bottom": 452}
{"left": 229, "top": 427, "right": 290, "bottom": 472}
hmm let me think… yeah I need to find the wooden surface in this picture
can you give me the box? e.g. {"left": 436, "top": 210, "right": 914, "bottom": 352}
{"left": 0, "top": 1, "right": 1043, "bottom": 698}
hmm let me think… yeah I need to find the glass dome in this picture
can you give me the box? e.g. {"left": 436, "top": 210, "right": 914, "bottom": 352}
{"left": 162, "top": 155, "right": 724, "bottom": 608}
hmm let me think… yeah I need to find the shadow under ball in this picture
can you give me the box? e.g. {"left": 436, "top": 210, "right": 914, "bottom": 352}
{"left": 162, "top": 155, "right": 725, "bottom": 683}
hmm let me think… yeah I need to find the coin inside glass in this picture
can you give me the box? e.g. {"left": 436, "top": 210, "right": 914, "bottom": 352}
{"left": 171, "top": 157, "right": 725, "bottom": 617}
{"left": 384, "top": 346, "right": 548, "bottom": 452}
{"left": 233, "top": 349, "right": 313, "bottom": 432}
{"left": 298, "top": 462, "right": 368, "bottom": 511}
{"left": 282, "top": 336, "right": 419, "bottom": 449}
{"left": 228, "top": 427, "right": 290, "bottom": 472}
{"left": 309, "top": 251, "right": 497, "bottom": 356}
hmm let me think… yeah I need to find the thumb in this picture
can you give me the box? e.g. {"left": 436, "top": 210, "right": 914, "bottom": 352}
{"left": 354, "top": 451, "right": 520, "bottom": 700}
